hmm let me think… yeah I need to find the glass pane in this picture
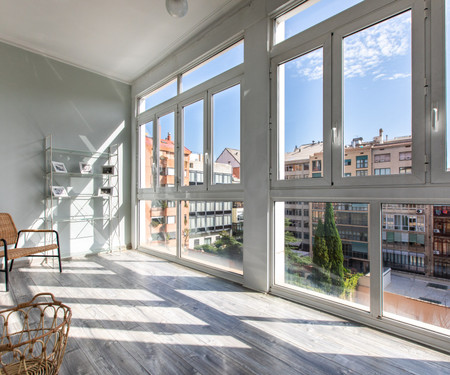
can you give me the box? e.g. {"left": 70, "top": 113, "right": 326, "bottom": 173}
{"left": 139, "top": 79, "right": 177, "bottom": 113}
{"left": 274, "top": 201, "right": 370, "bottom": 310}
{"left": 275, "top": 0, "right": 363, "bottom": 44}
{"left": 343, "top": 11, "right": 412, "bottom": 177}
{"left": 158, "top": 112, "right": 175, "bottom": 188}
{"left": 182, "top": 41, "right": 244, "bottom": 92}
{"left": 212, "top": 84, "right": 240, "bottom": 184}
{"left": 446, "top": 0, "right": 450, "bottom": 170}
{"left": 279, "top": 48, "right": 323, "bottom": 180}
{"left": 141, "top": 200, "right": 177, "bottom": 255}
{"left": 140, "top": 121, "right": 153, "bottom": 188}
{"left": 183, "top": 100, "right": 204, "bottom": 186}
{"left": 181, "top": 201, "right": 243, "bottom": 274}
{"left": 382, "top": 204, "right": 450, "bottom": 334}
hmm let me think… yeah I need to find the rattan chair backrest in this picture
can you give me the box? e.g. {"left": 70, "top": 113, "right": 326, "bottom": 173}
{"left": 0, "top": 213, "right": 18, "bottom": 246}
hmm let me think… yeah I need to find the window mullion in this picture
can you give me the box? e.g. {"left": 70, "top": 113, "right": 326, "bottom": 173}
{"left": 369, "top": 202, "right": 383, "bottom": 319}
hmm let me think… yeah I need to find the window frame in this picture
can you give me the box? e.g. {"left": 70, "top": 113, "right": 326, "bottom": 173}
{"left": 179, "top": 93, "right": 208, "bottom": 192}
{"left": 430, "top": 0, "right": 450, "bottom": 182}
{"left": 270, "top": 33, "right": 332, "bottom": 188}
{"left": 332, "top": 0, "right": 426, "bottom": 186}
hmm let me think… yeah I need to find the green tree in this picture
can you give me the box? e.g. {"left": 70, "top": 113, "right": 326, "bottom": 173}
{"left": 215, "top": 231, "right": 242, "bottom": 258}
{"left": 324, "top": 203, "right": 344, "bottom": 292}
{"left": 312, "top": 218, "right": 330, "bottom": 286}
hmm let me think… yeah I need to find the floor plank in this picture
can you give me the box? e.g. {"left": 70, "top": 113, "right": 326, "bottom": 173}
{"left": 0, "top": 250, "right": 448, "bottom": 375}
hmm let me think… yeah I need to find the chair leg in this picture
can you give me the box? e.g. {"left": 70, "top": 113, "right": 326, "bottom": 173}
{"left": 9, "top": 259, "right": 14, "bottom": 272}
{"left": 55, "top": 231, "right": 62, "bottom": 272}
{"left": 2, "top": 240, "right": 9, "bottom": 292}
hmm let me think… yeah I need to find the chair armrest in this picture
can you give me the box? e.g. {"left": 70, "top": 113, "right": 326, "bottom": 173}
{"left": 16, "top": 230, "right": 59, "bottom": 246}
{"left": 19, "top": 229, "right": 58, "bottom": 234}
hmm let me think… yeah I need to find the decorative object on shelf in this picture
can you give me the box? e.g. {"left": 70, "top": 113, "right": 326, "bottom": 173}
{"left": 99, "top": 186, "right": 113, "bottom": 196}
{"left": 0, "top": 293, "right": 71, "bottom": 373}
{"left": 79, "top": 162, "right": 92, "bottom": 174}
{"left": 166, "top": 0, "right": 188, "bottom": 18}
{"left": 52, "top": 161, "right": 67, "bottom": 173}
{"left": 51, "top": 186, "right": 68, "bottom": 197}
{"left": 0, "top": 213, "right": 62, "bottom": 291}
{"left": 102, "top": 165, "right": 115, "bottom": 175}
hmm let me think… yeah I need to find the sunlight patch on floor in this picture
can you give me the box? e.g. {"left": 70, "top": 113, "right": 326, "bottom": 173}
{"left": 69, "top": 326, "right": 251, "bottom": 348}
{"left": 27, "top": 286, "right": 165, "bottom": 302}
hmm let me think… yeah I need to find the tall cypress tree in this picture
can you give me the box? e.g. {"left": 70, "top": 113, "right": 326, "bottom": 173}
{"left": 324, "top": 203, "right": 344, "bottom": 292}
{"left": 312, "top": 218, "right": 330, "bottom": 286}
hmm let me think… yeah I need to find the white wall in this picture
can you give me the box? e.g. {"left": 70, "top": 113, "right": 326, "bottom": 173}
{"left": 0, "top": 41, "right": 131, "bottom": 258}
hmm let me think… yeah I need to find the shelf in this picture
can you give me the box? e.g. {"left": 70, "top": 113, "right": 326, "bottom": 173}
{"left": 46, "top": 147, "right": 116, "bottom": 158}
{"left": 46, "top": 195, "right": 117, "bottom": 199}
{"left": 48, "top": 172, "right": 118, "bottom": 178}
{"left": 45, "top": 216, "right": 118, "bottom": 223}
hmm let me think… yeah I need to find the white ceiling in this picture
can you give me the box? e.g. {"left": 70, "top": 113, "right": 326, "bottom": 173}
{"left": 0, "top": 0, "right": 245, "bottom": 83}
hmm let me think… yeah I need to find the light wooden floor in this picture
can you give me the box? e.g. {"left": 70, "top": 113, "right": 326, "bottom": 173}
{"left": 1, "top": 250, "right": 449, "bottom": 375}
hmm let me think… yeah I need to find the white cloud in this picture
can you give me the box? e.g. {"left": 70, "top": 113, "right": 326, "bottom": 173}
{"left": 287, "top": 11, "right": 411, "bottom": 82}
{"left": 344, "top": 12, "right": 411, "bottom": 79}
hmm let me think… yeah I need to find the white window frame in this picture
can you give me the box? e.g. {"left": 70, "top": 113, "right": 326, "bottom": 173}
{"left": 179, "top": 93, "right": 208, "bottom": 192}
{"left": 430, "top": 0, "right": 450, "bottom": 182}
{"left": 271, "top": 34, "right": 332, "bottom": 188}
{"left": 208, "top": 76, "right": 243, "bottom": 191}
{"left": 332, "top": 0, "right": 426, "bottom": 187}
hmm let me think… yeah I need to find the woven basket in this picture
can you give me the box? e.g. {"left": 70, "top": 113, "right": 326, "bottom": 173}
{"left": 0, "top": 293, "right": 71, "bottom": 374}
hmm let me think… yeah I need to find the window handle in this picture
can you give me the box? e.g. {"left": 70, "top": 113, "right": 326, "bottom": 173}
{"left": 432, "top": 107, "right": 438, "bottom": 131}
{"left": 332, "top": 126, "right": 337, "bottom": 143}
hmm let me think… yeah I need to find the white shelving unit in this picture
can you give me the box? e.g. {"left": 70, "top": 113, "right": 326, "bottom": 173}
{"left": 44, "top": 135, "right": 120, "bottom": 253}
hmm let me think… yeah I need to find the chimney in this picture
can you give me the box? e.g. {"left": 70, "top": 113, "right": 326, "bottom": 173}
{"left": 167, "top": 132, "right": 171, "bottom": 141}
{"left": 379, "top": 128, "right": 384, "bottom": 144}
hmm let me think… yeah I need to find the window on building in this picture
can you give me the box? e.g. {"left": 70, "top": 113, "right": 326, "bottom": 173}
{"left": 374, "top": 154, "right": 391, "bottom": 163}
{"left": 312, "top": 160, "right": 322, "bottom": 171}
{"left": 356, "top": 155, "right": 368, "bottom": 169}
{"left": 399, "top": 167, "right": 412, "bottom": 174}
{"left": 344, "top": 159, "right": 352, "bottom": 166}
{"left": 356, "top": 170, "right": 368, "bottom": 176}
{"left": 399, "top": 151, "right": 412, "bottom": 161}
{"left": 374, "top": 168, "right": 391, "bottom": 175}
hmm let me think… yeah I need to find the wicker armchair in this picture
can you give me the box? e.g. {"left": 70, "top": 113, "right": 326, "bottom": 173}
{"left": 0, "top": 214, "right": 62, "bottom": 291}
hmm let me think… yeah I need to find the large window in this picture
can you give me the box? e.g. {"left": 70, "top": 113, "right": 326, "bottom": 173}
{"left": 382, "top": 204, "right": 449, "bottom": 334}
{"left": 182, "top": 200, "right": 243, "bottom": 274}
{"left": 182, "top": 99, "right": 204, "bottom": 187}
{"left": 274, "top": 201, "right": 370, "bottom": 310}
{"left": 270, "top": 0, "right": 448, "bottom": 348}
{"left": 278, "top": 48, "right": 323, "bottom": 181}
{"left": 140, "top": 200, "right": 178, "bottom": 256}
{"left": 137, "top": 40, "right": 244, "bottom": 276}
{"left": 212, "top": 84, "right": 241, "bottom": 185}
{"left": 343, "top": 11, "right": 412, "bottom": 177}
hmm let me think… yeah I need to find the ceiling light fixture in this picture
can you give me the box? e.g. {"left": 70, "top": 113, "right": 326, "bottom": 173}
{"left": 166, "top": 0, "right": 188, "bottom": 18}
